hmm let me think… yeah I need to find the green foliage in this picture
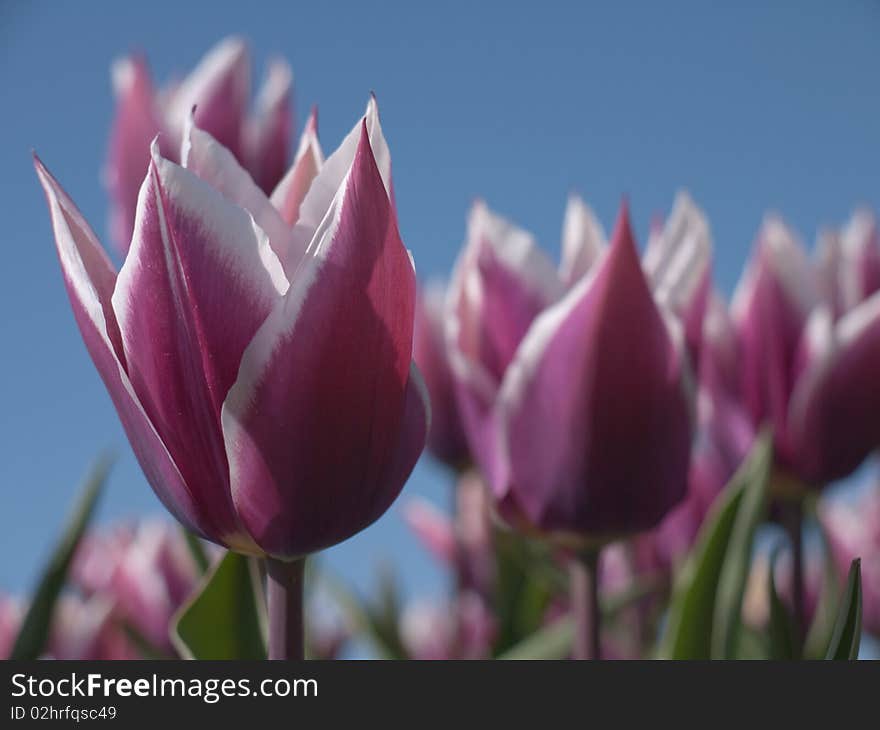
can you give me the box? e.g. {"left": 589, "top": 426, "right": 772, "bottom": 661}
{"left": 172, "top": 552, "right": 266, "bottom": 659}
{"left": 660, "top": 432, "right": 772, "bottom": 659}
{"left": 824, "top": 559, "right": 862, "bottom": 661}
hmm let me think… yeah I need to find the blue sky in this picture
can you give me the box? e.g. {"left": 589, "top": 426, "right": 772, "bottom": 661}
{"left": 1, "top": 0, "right": 878, "bottom": 612}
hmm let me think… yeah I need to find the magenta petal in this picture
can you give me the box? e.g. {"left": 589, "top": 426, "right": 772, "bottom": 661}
{"left": 163, "top": 37, "right": 250, "bottom": 163}
{"left": 244, "top": 59, "right": 294, "bottom": 195}
{"left": 788, "top": 296, "right": 880, "bottom": 483}
{"left": 497, "top": 206, "right": 692, "bottom": 537}
{"left": 34, "top": 157, "right": 208, "bottom": 539}
{"left": 819, "top": 210, "right": 880, "bottom": 318}
{"left": 414, "top": 282, "right": 470, "bottom": 467}
{"left": 111, "top": 144, "right": 285, "bottom": 548}
{"left": 222, "top": 126, "right": 422, "bottom": 558}
{"left": 732, "top": 217, "right": 815, "bottom": 460}
{"left": 105, "top": 56, "right": 166, "bottom": 254}
{"left": 182, "top": 117, "right": 299, "bottom": 272}
{"left": 270, "top": 107, "right": 324, "bottom": 229}
{"left": 559, "top": 194, "right": 605, "bottom": 288}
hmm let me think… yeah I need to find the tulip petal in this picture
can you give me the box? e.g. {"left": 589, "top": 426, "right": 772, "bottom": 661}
{"left": 105, "top": 56, "right": 166, "bottom": 253}
{"left": 644, "top": 191, "right": 712, "bottom": 356}
{"left": 414, "top": 282, "right": 470, "bottom": 467}
{"left": 244, "top": 59, "right": 294, "bottom": 194}
{"left": 163, "top": 37, "right": 250, "bottom": 162}
{"left": 34, "top": 156, "right": 206, "bottom": 539}
{"left": 732, "top": 216, "right": 814, "bottom": 448}
{"left": 446, "top": 202, "right": 563, "bottom": 483}
{"left": 111, "top": 144, "right": 285, "bottom": 548}
{"left": 289, "top": 97, "right": 391, "bottom": 254}
{"left": 270, "top": 107, "right": 324, "bottom": 229}
{"left": 222, "top": 125, "right": 420, "bottom": 557}
{"left": 819, "top": 210, "right": 880, "bottom": 318}
{"left": 788, "top": 294, "right": 880, "bottom": 483}
{"left": 559, "top": 194, "right": 606, "bottom": 287}
{"left": 497, "top": 207, "right": 692, "bottom": 536}
{"left": 182, "top": 116, "right": 298, "bottom": 276}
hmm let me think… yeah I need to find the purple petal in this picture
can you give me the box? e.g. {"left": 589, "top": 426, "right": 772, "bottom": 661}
{"left": 111, "top": 144, "right": 285, "bottom": 549}
{"left": 34, "top": 156, "right": 211, "bottom": 541}
{"left": 732, "top": 216, "right": 815, "bottom": 460}
{"left": 182, "top": 116, "right": 299, "bottom": 273}
{"left": 413, "top": 282, "right": 470, "bottom": 467}
{"left": 644, "top": 191, "right": 712, "bottom": 360}
{"left": 269, "top": 107, "right": 324, "bottom": 227}
{"left": 163, "top": 37, "right": 250, "bottom": 163}
{"left": 244, "top": 59, "right": 294, "bottom": 194}
{"left": 818, "top": 210, "right": 880, "bottom": 318}
{"left": 559, "top": 194, "right": 605, "bottom": 288}
{"left": 105, "top": 55, "right": 166, "bottom": 254}
{"left": 496, "top": 205, "right": 692, "bottom": 538}
{"left": 222, "top": 125, "right": 424, "bottom": 558}
{"left": 788, "top": 295, "right": 880, "bottom": 483}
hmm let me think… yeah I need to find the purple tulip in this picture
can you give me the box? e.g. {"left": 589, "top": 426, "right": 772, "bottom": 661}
{"left": 413, "top": 282, "right": 471, "bottom": 469}
{"left": 733, "top": 211, "right": 880, "bottom": 486}
{"left": 48, "top": 595, "right": 138, "bottom": 661}
{"left": 36, "top": 98, "right": 429, "bottom": 563}
{"left": 72, "top": 521, "right": 207, "bottom": 651}
{"left": 107, "top": 37, "right": 294, "bottom": 253}
{"left": 819, "top": 481, "right": 880, "bottom": 636}
{"left": 494, "top": 204, "right": 695, "bottom": 542}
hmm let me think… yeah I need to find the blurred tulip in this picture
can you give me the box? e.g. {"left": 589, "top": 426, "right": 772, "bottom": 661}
{"left": 494, "top": 204, "right": 695, "bottom": 543}
{"left": 413, "top": 282, "right": 471, "bottom": 469}
{"left": 404, "top": 471, "right": 495, "bottom": 597}
{"left": 36, "top": 98, "right": 428, "bottom": 560}
{"left": 0, "top": 596, "right": 22, "bottom": 659}
{"left": 400, "top": 591, "right": 496, "bottom": 660}
{"left": 72, "top": 520, "right": 207, "bottom": 651}
{"left": 446, "top": 192, "right": 709, "bottom": 495}
{"left": 819, "top": 481, "right": 880, "bottom": 635}
{"left": 48, "top": 595, "right": 138, "bottom": 661}
{"left": 733, "top": 211, "right": 880, "bottom": 486}
{"left": 641, "top": 294, "right": 754, "bottom": 570}
{"left": 107, "top": 37, "right": 294, "bottom": 252}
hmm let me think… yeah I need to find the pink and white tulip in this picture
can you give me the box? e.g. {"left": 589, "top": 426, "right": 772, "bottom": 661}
{"left": 733, "top": 211, "right": 880, "bottom": 486}
{"left": 36, "top": 98, "right": 428, "bottom": 560}
{"left": 107, "top": 37, "right": 294, "bottom": 253}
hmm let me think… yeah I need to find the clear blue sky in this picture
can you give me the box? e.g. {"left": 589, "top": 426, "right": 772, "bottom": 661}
{"left": 1, "top": 0, "right": 878, "bottom": 607}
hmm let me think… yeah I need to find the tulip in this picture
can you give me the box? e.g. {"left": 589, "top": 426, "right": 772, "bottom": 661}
{"left": 36, "top": 98, "right": 429, "bottom": 659}
{"left": 819, "top": 481, "right": 880, "bottom": 636}
{"left": 400, "top": 591, "right": 496, "bottom": 660}
{"left": 0, "top": 597, "right": 22, "bottom": 659}
{"left": 413, "top": 282, "right": 471, "bottom": 469}
{"left": 49, "top": 595, "right": 138, "bottom": 660}
{"left": 107, "top": 37, "right": 294, "bottom": 253}
{"left": 732, "top": 211, "right": 880, "bottom": 488}
{"left": 446, "top": 192, "right": 709, "bottom": 488}
{"left": 72, "top": 521, "right": 207, "bottom": 652}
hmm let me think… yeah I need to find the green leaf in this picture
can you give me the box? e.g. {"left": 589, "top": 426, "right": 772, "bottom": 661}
{"left": 182, "top": 527, "right": 210, "bottom": 575}
{"left": 172, "top": 551, "right": 266, "bottom": 659}
{"left": 824, "top": 559, "right": 862, "bottom": 661}
{"left": 10, "top": 455, "right": 111, "bottom": 659}
{"left": 803, "top": 525, "right": 840, "bottom": 659}
{"left": 659, "top": 431, "right": 772, "bottom": 660}
{"left": 711, "top": 431, "right": 773, "bottom": 658}
{"left": 498, "top": 618, "right": 573, "bottom": 660}
{"left": 766, "top": 544, "right": 799, "bottom": 660}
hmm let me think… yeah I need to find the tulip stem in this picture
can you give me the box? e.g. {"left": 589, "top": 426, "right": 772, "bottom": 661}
{"left": 781, "top": 500, "right": 805, "bottom": 651}
{"left": 266, "top": 557, "right": 306, "bottom": 660}
{"left": 570, "top": 549, "right": 601, "bottom": 660}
